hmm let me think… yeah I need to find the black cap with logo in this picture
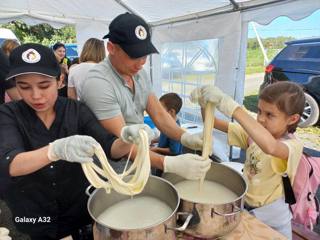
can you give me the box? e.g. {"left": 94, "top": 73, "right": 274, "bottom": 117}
{"left": 103, "top": 12, "right": 159, "bottom": 59}
{"left": 6, "top": 43, "right": 60, "bottom": 80}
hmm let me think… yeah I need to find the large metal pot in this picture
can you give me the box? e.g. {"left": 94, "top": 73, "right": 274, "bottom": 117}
{"left": 163, "top": 162, "right": 247, "bottom": 239}
{"left": 86, "top": 175, "right": 192, "bottom": 240}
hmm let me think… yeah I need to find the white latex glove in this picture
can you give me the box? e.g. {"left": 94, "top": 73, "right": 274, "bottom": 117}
{"left": 190, "top": 87, "right": 206, "bottom": 108}
{"left": 120, "top": 124, "right": 154, "bottom": 145}
{"left": 180, "top": 132, "right": 203, "bottom": 150}
{"left": 163, "top": 154, "right": 211, "bottom": 180}
{"left": 0, "top": 227, "right": 11, "bottom": 240}
{"left": 200, "top": 85, "right": 240, "bottom": 117}
{"left": 47, "top": 135, "right": 99, "bottom": 163}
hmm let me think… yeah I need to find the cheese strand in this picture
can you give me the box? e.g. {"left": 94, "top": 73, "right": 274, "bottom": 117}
{"left": 81, "top": 129, "right": 150, "bottom": 195}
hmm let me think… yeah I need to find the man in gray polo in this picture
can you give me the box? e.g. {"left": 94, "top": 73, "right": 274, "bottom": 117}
{"left": 82, "top": 13, "right": 210, "bottom": 180}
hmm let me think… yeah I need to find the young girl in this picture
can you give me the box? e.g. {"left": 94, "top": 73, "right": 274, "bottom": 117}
{"left": 191, "top": 82, "right": 305, "bottom": 239}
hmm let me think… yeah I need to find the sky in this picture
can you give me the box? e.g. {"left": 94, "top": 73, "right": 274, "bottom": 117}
{"left": 248, "top": 9, "right": 320, "bottom": 39}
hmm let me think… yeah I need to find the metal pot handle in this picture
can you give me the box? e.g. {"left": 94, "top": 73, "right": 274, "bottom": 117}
{"left": 166, "top": 212, "right": 193, "bottom": 232}
{"left": 85, "top": 185, "right": 95, "bottom": 196}
{"left": 211, "top": 205, "right": 241, "bottom": 217}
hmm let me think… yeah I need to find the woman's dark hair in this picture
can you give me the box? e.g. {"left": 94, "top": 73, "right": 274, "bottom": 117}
{"left": 52, "top": 42, "right": 66, "bottom": 51}
{"left": 259, "top": 82, "right": 305, "bottom": 133}
{"left": 160, "top": 93, "right": 183, "bottom": 114}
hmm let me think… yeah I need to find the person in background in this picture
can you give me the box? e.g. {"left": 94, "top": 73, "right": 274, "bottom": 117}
{"left": 191, "top": 82, "right": 305, "bottom": 239}
{"left": 0, "top": 40, "right": 21, "bottom": 102}
{"left": 68, "top": 38, "right": 105, "bottom": 100}
{"left": 151, "top": 93, "right": 183, "bottom": 156}
{"left": 82, "top": 12, "right": 210, "bottom": 180}
{"left": 0, "top": 43, "right": 152, "bottom": 240}
{"left": 52, "top": 42, "right": 70, "bottom": 74}
{"left": 1, "top": 39, "right": 20, "bottom": 56}
{"left": 58, "top": 65, "right": 68, "bottom": 97}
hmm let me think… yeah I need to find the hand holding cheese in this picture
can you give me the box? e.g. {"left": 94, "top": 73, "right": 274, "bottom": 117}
{"left": 121, "top": 124, "right": 154, "bottom": 145}
{"left": 163, "top": 154, "right": 211, "bottom": 180}
{"left": 47, "top": 135, "right": 99, "bottom": 163}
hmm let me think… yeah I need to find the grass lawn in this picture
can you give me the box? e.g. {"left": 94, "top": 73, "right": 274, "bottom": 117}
{"left": 246, "top": 48, "right": 279, "bottom": 74}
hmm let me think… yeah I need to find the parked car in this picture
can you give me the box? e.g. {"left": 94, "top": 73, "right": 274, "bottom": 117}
{"left": 260, "top": 38, "right": 320, "bottom": 127}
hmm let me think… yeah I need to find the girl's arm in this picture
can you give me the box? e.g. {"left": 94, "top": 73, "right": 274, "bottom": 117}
{"left": 9, "top": 146, "right": 51, "bottom": 177}
{"left": 194, "top": 85, "right": 289, "bottom": 160}
{"left": 232, "top": 107, "right": 289, "bottom": 160}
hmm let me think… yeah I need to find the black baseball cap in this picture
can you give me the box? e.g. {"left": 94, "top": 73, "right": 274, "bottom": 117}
{"left": 103, "top": 12, "right": 159, "bottom": 58}
{"left": 6, "top": 43, "right": 60, "bottom": 80}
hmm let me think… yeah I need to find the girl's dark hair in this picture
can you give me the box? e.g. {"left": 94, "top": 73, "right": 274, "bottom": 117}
{"left": 259, "top": 82, "right": 305, "bottom": 133}
{"left": 52, "top": 42, "right": 66, "bottom": 51}
{"left": 159, "top": 93, "right": 182, "bottom": 114}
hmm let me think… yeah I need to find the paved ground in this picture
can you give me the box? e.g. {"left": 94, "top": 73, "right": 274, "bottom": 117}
{"left": 244, "top": 72, "right": 264, "bottom": 96}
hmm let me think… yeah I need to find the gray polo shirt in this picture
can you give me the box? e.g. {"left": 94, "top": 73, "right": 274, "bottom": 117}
{"left": 82, "top": 58, "right": 153, "bottom": 125}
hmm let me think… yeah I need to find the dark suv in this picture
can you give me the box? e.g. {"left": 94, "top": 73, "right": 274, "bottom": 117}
{"left": 260, "top": 38, "right": 320, "bottom": 127}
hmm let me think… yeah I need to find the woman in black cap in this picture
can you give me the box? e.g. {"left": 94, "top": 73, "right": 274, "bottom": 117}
{"left": 0, "top": 43, "right": 152, "bottom": 240}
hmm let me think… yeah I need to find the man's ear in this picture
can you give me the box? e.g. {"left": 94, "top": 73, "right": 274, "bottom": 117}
{"left": 168, "top": 108, "right": 176, "bottom": 116}
{"left": 288, "top": 113, "right": 300, "bottom": 125}
{"left": 107, "top": 41, "right": 115, "bottom": 55}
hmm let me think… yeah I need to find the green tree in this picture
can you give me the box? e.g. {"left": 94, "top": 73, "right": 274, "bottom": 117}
{"left": 0, "top": 20, "right": 76, "bottom": 46}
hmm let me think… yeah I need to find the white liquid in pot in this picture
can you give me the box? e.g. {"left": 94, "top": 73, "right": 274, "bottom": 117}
{"left": 97, "top": 196, "right": 173, "bottom": 230}
{"left": 174, "top": 180, "right": 238, "bottom": 204}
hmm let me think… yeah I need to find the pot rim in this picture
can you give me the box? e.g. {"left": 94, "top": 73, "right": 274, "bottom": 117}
{"left": 167, "top": 162, "right": 248, "bottom": 206}
{"left": 87, "top": 175, "right": 181, "bottom": 231}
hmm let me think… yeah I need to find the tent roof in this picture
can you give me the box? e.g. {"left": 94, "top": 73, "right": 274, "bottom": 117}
{"left": 0, "top": 0, "right": 309, "bottom": 28}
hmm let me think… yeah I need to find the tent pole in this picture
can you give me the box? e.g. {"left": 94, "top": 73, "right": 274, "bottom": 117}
{"left": 229, "top": 0, "right": 239, "bottom": 10}
{"left": 114, "top": 0, "right": 141, "bottom": 17}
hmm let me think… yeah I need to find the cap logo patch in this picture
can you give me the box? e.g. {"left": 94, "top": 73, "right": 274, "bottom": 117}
{"left": 135, "top": 25, "right": 147, "bottom": 40}
{"left": 22, "top": 49, "right": 41, "bottom": 63}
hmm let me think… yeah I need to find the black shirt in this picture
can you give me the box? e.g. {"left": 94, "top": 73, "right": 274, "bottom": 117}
{"left": 0, "top": 97, "right": 116, "bottom": 239}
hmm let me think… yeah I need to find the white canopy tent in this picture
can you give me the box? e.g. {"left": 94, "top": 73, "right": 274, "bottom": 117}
{"left": 1, "top": 0, "right": 319, "bottom": 160}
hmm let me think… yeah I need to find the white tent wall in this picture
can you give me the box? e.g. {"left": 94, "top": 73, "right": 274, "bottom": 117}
{"left": 75, "top": 20, "right": 108, "bottom": 54}
{"left": 151, "top": 12, "right": 242, "bottom": 97}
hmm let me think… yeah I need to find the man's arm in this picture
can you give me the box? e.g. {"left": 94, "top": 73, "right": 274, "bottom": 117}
{"left": 151, "top": 147, "right": 172, "bottom": 155}
{"left": 99, "top": 115, "right": 126, "bottom": 137}
{"left": 146, "top": 94, "right": 185, "bottom": 141}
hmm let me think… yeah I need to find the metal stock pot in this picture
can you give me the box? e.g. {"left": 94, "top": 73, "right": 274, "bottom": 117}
{"left": 86, "top": 175, "right": 192, "bottom": 240}
{"left": 164, "top": 162, "right": 248, "bottom": 239}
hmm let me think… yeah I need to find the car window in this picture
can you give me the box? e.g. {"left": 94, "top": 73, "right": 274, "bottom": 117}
{"left": 277, "top": 44, "right": 320, "bottom": 61}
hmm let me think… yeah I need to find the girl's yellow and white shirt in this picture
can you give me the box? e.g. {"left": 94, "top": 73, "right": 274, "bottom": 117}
{"left": 227, "top": 123, "right": 303, "bottom": 208}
